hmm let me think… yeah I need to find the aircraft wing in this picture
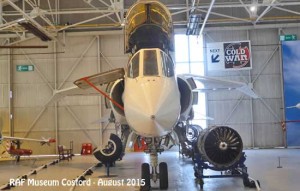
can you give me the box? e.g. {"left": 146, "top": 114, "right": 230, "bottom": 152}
{"left": 286, "top": 103, "right": 300, "bottom": 109}
{"left": 1, "top": 136, "right": 56, "bottom": 145}
{"left": 45, "top": 68, "right": 125, "bottom": 106}
{"left": 178, "top": 74, "right": 259, "bottom": 99}
{"left": 45, "top": 85, "right": 100, "bottom": 106}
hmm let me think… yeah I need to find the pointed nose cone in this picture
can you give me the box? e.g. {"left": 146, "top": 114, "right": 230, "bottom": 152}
{"left": 124, "top": 78, "right": 181, "bottom": 137}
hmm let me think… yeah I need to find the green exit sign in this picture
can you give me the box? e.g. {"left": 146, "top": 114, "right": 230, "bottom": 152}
{"left": 280, "top": 34, "right": 297, "bottom": 41}
{"left": 16, "top": 65, "right": 34, "bottom": 72}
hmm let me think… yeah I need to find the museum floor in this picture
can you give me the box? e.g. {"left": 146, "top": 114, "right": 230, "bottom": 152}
{"left": 0, "top": 148, "right": 299, "bottom": 191}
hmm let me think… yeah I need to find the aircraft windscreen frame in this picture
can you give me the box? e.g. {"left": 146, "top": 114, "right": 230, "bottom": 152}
{"left": 127, "top": 49, "right": 175, "bottom": 78}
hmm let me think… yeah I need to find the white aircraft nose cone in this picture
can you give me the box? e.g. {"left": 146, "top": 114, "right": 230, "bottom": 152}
{"left": 124, "top": 78, "right": 181, "bottom": 137}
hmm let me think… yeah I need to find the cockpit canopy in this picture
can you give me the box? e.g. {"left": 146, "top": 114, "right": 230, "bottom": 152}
{"left": 127, "top": 49, "right": 175, "bottom": 78}
{"left": 124, "top": 1, "right": 174, "bottom": 53}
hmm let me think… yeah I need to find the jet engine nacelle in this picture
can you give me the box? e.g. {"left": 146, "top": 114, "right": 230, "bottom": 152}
{"left": 196, "top": 126, "right": 243, "bottom": 170}
{"left": 106, "top": 79, "right": 127, "bottom": 124}
{"left": 177, "top": 76, "right": 198, "bottom": 120}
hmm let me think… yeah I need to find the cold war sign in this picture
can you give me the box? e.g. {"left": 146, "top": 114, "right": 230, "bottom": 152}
{"left": 224, "top": 42, "right": 251, "bottom": 69}
{"left": 206, "top": 41, "right": 252, "bottom": 71}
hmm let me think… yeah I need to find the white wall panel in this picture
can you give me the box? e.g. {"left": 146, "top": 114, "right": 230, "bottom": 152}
{"left": 254, "top": 124, "right": 283, "bottom": 147}
{"left": 0, "top": 108, "right": 9, "bottom": 135}
{"left": 208, "top": 100, "right": 252, "bottom": 124}
{"left": 206, "top": 90, "right": 244, "bottom": 101}
{"left": 0, "top": 48, "right": 9, "bottom": 136}
{"left": 13, "top": 107, "right": 52, "bottom": 132}
{"left": 0, "top": 55, "right": 8, "bottom": 84}
{"left": 230, "top": 124, "right": 252, "bottom": 147}
{"left": 249, "top": 29, "right": 278, "bottom": 49}
{"left": 206, "top": 30, "right": 248, "bottom": 43}
{"left": 0, "top": 85, "right": 9, "bottom": 107}
{"left": 12, "top": 39, "right": 55, "bottom": 60}
{"left": 60, "top": 96, "right": 99, "bottom": 106}
{"left": 13, "top": 84, "right": 52, "bottom": 107}
{"left": 59, "top": 36, "right": 98, "bottom": 58}
{"left": 12, "top": 59, "right": 53, "bottom": 84}
{"left": 0, "top": 33, "right": 128, "bottom": 154}
{"left": 206, "top": 28, "right": 284, "bottom": 148}
{"left": 254, "top": 75, "right": 282, "bottom": 99}
{"left": 100, "top": 57, "right": 129, "bottom": 71}
{"left": 13, "top": 58, "right": 55, "bottom": 83}
{"left": 251, "top": 49, "right": 280, "bottom": 75}
{"left": 100, "top": 35, "right": 125, "bottom": 57}
{"left": 253, "top": 99, "right": 282, "bottom": 122}
{"left": 61, "top": 105, "right": 101, "bottom": 127}
{"left": 57, "top": 57, "right": 98, "bottom": 83}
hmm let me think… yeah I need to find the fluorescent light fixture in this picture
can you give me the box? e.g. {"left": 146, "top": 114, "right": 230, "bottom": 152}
{"left": 250, "top": 5, "right": 257, "bottom": 12}
{"left": 18, "top": 19, "right": 52, "bottom": 41}
{"left": 186, "top": 14, "right": 202, "bottom": 36}
{"left": 250, "top": 0, "right": 259, "bottom": 12}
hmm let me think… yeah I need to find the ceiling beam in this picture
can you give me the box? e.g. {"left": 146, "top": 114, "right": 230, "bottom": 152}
{"left": 273, "top": 6, "right": 300, "bottom": 16}
{"left": 198, "top": 8, "right": 252, "bottom": 23}
{"left": 24, "top": 0, "right": 56, "bottom": 30}
{"left": 255, "top": 0, "right": 277, "bottom": 24}
{"left": 5, "top": 0, "right": 65, "bottom": 46}
{"left": 82, "top": 0, "right": 118, "bottom": 23}
{"left": 239, "top": 0, "right": 251, "bottom": 16}
{"left": 0, "top": 1, "right": 3, "bottom": 25}
{"left": 109, "top": 0, "right": 121, "bottom": 23}
{"left": 168, "top": 2, "right": 300, "bottom": 10}
{"left": 199, "top": 0, "right": 216, "bottom": 35}
{"left": 0, "top": 45, "right": 48, "bottom": 48}
{"left": 57, "top": 12, "right": 115, "bottom": 31}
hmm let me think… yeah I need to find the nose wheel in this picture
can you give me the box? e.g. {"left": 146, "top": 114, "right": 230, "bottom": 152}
{"left": 159, "top": 162, "right": 168, "bottom": 189}
{"left": 140, "top": 162, "right": 169, "bottom": 191}
{"left": 141, "top": 163, "right": 151, "bottom": 191}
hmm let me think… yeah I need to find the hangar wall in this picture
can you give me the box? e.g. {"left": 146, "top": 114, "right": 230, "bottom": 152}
{"left": 204, "top": 28, "right": 284, "bottom": 148}
{"left": 1, "top": 27, "right": 298, "bottom": 153}
{"left": 0, "top": 33, "right": 128, "bottom": 154}
{"left": 0, "top": 48, "right": 10, "bottom": 139}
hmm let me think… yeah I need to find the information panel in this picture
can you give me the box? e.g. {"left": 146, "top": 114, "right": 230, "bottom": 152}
{"left": 206, "top": 41, "right": 252, "bottom": 71}
{"left": 282, "top": 41, "right": 300, "bottom": 146}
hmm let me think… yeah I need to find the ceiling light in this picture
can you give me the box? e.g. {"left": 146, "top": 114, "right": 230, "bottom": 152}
{"left": 250, "top": 5, "right": 257, "bottom": 12}
{"left": 186, "top": 14, "right": 202, "bottom": 36}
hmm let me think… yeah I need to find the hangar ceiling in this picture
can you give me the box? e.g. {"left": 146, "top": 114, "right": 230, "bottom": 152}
{"left": 1, "top": 0, "right": 300, "bottom": 45}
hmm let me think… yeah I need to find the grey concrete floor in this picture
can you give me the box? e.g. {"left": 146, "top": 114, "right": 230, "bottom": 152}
{"left": 0, "top": 148, "right": 299, "bottom": 191}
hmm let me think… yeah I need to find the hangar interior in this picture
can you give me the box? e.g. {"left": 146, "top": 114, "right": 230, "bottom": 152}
{"left": 0, "top": 0, "right": 300, "bottom": 191}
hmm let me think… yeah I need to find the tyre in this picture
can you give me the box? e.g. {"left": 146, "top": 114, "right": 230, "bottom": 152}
{"left": 141, "top": 163, "right": 150, "bottom": 191}
{"left": 93, "top": 134, "right": 123, "bottom": 163}
{"left": 243, "top": 178, "right": 250, "bottom": 187}
{"left": 159, "top": 162, "right": 168, "bottom": 189}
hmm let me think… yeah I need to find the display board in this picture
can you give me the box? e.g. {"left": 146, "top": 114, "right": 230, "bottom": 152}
{"left": 206, "top": 41, "right": 252, "bottom": 71}
{"left": 282, "top": 41, "right": 300, "bottom": 146}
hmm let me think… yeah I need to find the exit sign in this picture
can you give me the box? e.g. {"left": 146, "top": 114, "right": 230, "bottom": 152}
{"left": 16, "top": 65, "right": 34, "bottom": 72}
{"left": 280, "top": 34, "right": 297, "bottom": 41}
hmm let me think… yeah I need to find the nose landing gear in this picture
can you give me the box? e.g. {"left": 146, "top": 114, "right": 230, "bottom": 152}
{"left": 140, "top": 138, "right": 169, "bottom": 191}
{"left": 140, "top": 162, "right": 169, "bottom": 191}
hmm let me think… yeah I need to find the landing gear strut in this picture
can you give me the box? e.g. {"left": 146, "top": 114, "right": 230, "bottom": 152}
{"left": 140, "top": 138, "right": 169, "bottom": 191}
